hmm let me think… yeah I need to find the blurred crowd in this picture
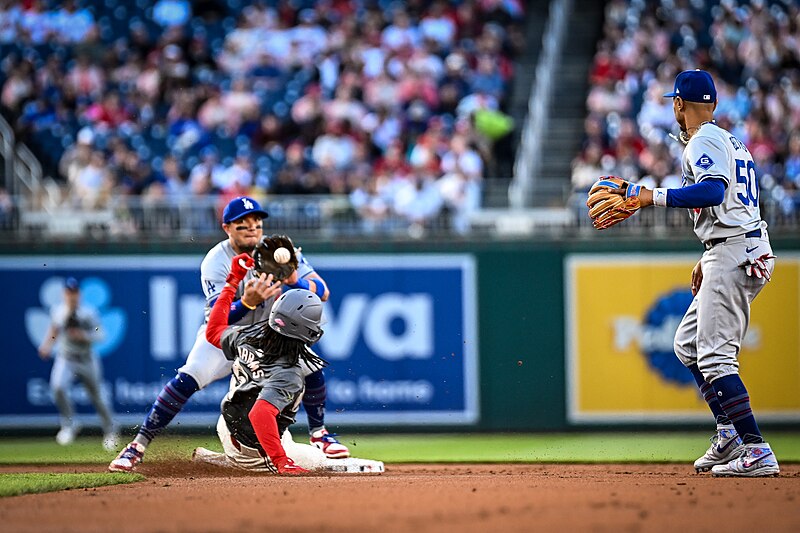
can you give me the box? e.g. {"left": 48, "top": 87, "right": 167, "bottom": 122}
{"left": 571, "top": 0, "right": 800, "bottom": 217}
{"left": 0, "top": 0, "right": 524, "bottom": 235}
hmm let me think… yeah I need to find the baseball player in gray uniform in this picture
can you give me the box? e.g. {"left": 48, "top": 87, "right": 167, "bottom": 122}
{"left": 110, "top": 196, "right": 348, "bottom": 472}
{"left": 38, "top": 277, "right": 119, "bottom": 451}
{"left": 604, "top": 70, "right": 779, "bottom": 476}
{"left": 205, "top": 252, "right": 325, "bottom": 474}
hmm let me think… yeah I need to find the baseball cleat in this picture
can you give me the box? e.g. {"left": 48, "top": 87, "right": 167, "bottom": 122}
{"left": 711, "top": 442, "right": 780, "bottom": 477}
{"left": 310, "top": 428, "right": 350, "bottom": 459}
{"left": 108, "top": 441, "right": 146, "bottom": 473}
{"left": 694, "top": 424, "right": 744, "bottom": 472}
{"left": 192, "top": 447, "right": 232, "bottom": 468}
{"left": 55, "top": 425, "right": 79, "bottom": 446}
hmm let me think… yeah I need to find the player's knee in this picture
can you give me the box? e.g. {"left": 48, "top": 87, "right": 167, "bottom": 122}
{"left": 51, "top": 386, "right": 68, "bottom": 399}
{"left": 699, "top": 361, "right": 737, "bottom": 383}
{"left": 176, "top": 365, "right": 210, "bottom": 390}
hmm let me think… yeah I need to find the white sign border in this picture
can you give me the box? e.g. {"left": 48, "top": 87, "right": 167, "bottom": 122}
{"left": 0, "top": 254, "right": 479, "bottom": 427}
{"left": 565, "top": 252, "right": 800, "bottom": 424}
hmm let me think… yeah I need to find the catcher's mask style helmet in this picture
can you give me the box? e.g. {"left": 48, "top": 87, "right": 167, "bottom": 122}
{"left": 269, "top": 289, "right": 324, "bottom": 344}
{"left": 223, "top": 196, "right": 269, "bottom": 224}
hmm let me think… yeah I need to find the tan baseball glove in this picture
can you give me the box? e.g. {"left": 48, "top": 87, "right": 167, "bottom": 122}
{"left": 586, "top": 176, "right": 642, "bottom": 230}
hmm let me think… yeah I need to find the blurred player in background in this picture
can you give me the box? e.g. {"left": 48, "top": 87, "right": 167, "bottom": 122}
{"left": 38, "top": 277, "right": 119, "bottom": 451}
{"left": 204, "top": 253, "right": 325, "bottom": 474}
{"left": 110, "top": 196, "right": 348, "bottom": 472}
{"left": 594, "top": 70, "right": 779, "bottom": 477}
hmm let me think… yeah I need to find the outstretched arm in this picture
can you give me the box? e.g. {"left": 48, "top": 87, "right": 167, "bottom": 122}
{"left": 206, "top": 254, "right": 256, "bottom": 348}
{"left": 648, "top": 178, "right": 726, "bottom": 209}
{"left": 249, "top": 399, "right": 307, "bottom": 474}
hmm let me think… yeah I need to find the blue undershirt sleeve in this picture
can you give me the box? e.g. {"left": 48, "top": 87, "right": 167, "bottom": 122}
{"left": 227, "top": 300, "right": 250, "bottom": 324}
{"left": 666, "top": 178, "right": 726, "bottom": 208}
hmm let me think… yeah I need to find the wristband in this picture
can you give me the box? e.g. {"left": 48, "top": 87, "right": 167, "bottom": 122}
{"left": 228, "top": 300, "right": 250, "bottom": 324}
{"left": 313, "top": 279, "right": 326, "bottom": 298}
{"left": 240, "top": 298, "right": 257, "bottom": 310}
{"left": 288, "top": 278, "right": 310, "bottom": 291}
{"left": 652, "top": 188, "right": 668, "bottom": 207}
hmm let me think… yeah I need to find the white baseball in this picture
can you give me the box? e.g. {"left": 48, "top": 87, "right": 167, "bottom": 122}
{"left": 273, "top": 247, "right": 291, "bottom": 264}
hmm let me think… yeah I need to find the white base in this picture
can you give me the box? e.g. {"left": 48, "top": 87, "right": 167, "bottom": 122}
{"left": 192, "top": 447, "right": 385, "bottom": 474}
{"left": 322, "top": 457, "right": 385, "bottom": 473}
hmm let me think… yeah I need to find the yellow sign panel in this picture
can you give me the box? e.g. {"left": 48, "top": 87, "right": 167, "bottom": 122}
{"left": 566, "top": 254, "right": 800, "bottom": 423}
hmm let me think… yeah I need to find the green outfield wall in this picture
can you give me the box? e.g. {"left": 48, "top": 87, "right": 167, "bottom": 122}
{"left": 4, "top": 234, "right": 799, "bottom": 431}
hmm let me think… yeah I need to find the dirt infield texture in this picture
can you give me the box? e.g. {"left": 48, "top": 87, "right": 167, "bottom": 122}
{"left": 1, "top": 463, "right": 799, "bottom": 532}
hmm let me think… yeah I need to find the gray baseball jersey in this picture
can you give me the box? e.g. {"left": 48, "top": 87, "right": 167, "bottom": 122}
{"left": 218, "top": 326, "right": 306, "bottom": 451}
{"left": 680, "top": 122, "right": 765, "bottom": 243}
{"left": 673, "top": 122, "right": 774, "bottom": 382}
{"left": 50, "top": 303, "right": 102, "bottom": 363}
{"left": 200, "top": 240, "right": 316, "bottom": 325}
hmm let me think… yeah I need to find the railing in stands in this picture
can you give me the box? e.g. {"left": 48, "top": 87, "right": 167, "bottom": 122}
{"left": 510, "top": 0, "right": 572, "bottom": 208}
{"left": 0, "top": 113, "right": 54, "bottom": 212}
{"left": 0, "top": 115, "right": 15, "bottom": 193}
{"left": 3, "top": 192, "right": 797, "bottom": 242}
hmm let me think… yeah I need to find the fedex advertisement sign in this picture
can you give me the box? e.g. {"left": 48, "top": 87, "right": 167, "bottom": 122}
{"left": 0, "top": 254, "right": 478, "bottom": 428}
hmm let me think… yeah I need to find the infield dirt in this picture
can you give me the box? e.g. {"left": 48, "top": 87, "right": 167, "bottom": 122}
{"left": 1, "top": 463, "right": 798, "bottom": 532}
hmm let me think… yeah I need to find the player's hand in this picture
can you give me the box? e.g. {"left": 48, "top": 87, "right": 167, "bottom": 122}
{"left": 740, "top": 253, "right": 776, "bottom": 281}
{"left": 587, "top": 176, "right": 645, "bottom": 229}
{"left": 691, "top": 260, "right": 703, "bottom": 296}
{"left": 227, "top": 253, "right": 255, "bottom": 285}
{"left": 242, "top": 272, "right": 281, "bottom": 307}
{"left": 273, "top": 456, "right": 309, "bottom": 475}
{"left": 38, "top": 346, "right": 52, "bottom": 360}
{"left": 637, "top": 187, "right": 654, "bottom": 207}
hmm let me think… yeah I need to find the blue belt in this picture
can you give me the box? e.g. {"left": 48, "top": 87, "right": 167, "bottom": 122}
{"left": 704, "top": 229, "right": 761, "bottom": 250}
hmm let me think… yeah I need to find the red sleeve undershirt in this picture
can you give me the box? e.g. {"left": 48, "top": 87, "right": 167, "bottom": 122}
{"left": 205, "top": 284, "right": 237, "bottom": 348}
{"left": 249, "top": 399, "right": 288, "bottom": 467}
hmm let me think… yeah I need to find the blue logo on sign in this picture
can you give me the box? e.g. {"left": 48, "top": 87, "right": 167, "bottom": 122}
{"left": 695, "top": 153, "right": 714, "bottom": 171}
{"left": 642, "top": 289, "right": 694, "bottom": 385}
{"left": 25, "top": 277, "right": 127, "bottom": 358}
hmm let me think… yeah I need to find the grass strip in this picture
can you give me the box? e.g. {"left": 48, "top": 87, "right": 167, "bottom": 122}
{"left": 1, "top": 433, "right": 799, "bottom": 465}
{"left": 0, "top": 472, "right": 145, "bottom": 498}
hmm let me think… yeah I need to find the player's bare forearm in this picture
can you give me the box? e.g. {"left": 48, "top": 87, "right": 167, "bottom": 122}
{"left": 638, "top": 188, "right": 654, "bottom": 208}
{"left": 37, "top": 344, "right": 53, "bottom": 360}
{"left": 38, "top": 325, "right": 58, "bottom": 359}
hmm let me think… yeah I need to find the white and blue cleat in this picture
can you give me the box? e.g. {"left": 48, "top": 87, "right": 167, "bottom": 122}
{"left": 694, "top": 425, "right": 744, "bottom": 473}
{"left": 711, "top": 442, "right": 780, "bottom": 477}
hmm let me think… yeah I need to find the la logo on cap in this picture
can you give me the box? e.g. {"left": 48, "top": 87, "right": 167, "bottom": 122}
{"left": 242, "top": 198, "right": 254, "bottom": 210}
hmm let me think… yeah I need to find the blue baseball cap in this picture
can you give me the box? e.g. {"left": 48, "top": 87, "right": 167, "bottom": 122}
{"left": 64, "top": 277, "right": 79, "bottom": 291}
{"left": 222, "top": 196, "right": 269, "bottom": 224}
{"left": 663, "top": 69, "right": 717, "bottom": 103}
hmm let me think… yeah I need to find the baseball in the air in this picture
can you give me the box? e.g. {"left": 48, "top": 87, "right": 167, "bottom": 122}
{"left": 273, "top": 247, "right": 291, "bottom": 264}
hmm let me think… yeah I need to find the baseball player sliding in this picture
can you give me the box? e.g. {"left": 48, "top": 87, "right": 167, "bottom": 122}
{"left": 586, "top": 69, "right": 779, "bottom": 477}
{"left": 206, "top": 254, "right": 322, "bottom": 474}
{"left": 110, "top": 196, "right": 349, "bottom": 473}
